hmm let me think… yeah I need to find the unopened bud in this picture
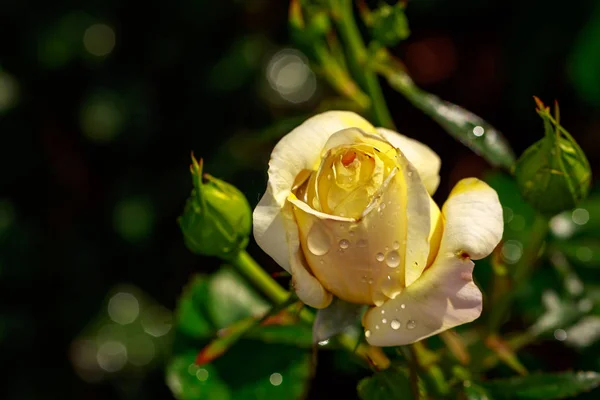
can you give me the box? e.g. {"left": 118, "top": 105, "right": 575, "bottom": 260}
{"left": 179, "top": 155, "right": 251, "bottom": 259}
{"left": 514, "top": 98, "right": 591, "bottom": 216}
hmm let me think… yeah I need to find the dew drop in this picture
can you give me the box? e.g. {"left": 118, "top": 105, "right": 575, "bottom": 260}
{"left": 401, "top": 304, "right": 406, "bottom": 309}
{"left": 407, "top": 171, "right": 413, "bottom": 177}
{"left": 381, "top": 310, "right": 385, "bottom": 314}
{"left": 406, "top": 320, "right": 416, "bottom": 330}
{"left": 376, "top": 252, "right": 384, "bottom": 262}
{"left": 368, "top": 278, "right": 373, "bottom": 284}
{"left": 361, "top": 276, "right": 367, "bottom": 283}
{"left": 392, "top": 241, "right": 400, "bottom": 250}
{"left": 339, "top": 239, "right": 350, "bottom": 249}
{"left": 380, "top": 203, "right": 386, "bottom": 210}
{"left": 382, "top": 318, "right": 387, "bottom": 324}
{"left": 365, "top": 330, "right": 371, "bottom": 338}
{"left": 357, "top": 239, "right": 367, "bottom": 248}
{"left": 349, "top": 230, "right": 355, "bottom": 236}
{"left": 391, "top": 320, "right": 401, "bottom": 330}
{"left": 375, "top": 325, "right": 380, "bottom": 330}
{"left": 307, "top": 224, "right": 331, "bottom": 256}
{"left": 386, "top": 250, "right": 400, "bottom": 268}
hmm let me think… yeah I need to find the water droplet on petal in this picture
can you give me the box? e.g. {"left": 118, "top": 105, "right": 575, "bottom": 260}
{"left": 368, "top": 278, "right": 373, "bottom": 284}
{"left": 381, "top": 310, "right": 385, "bottom": 314}
{"left": 339, "top": 239, "right": 350, "bottom": 249}
{"left": 386, "top": 250, "right": 400, "bottom": 268}
{"left": 401, "top": 304, "right": 406, "bottom": 309}
{"left": 392, "top": 241, "right": 400, "bottom": 250}
{"left": 357, "top": 239, "right": 367, "bottom": 247}
{"left": 407, "top": 171, "right": 413, "bottom": 177}
{"left": 376, "top": 252, "right": 384, "bottom": 262}
{"left": 307, "top": 224, "right": 331, "bottom": 256}
{"left": 381, "top": 203, "right": 386, "bottom": 210}
{"left": 382, "top": 318, "right": 387, "bottom": 324}
{"left": 375, "top": 325, "right": 380, "bottom": 330}
{"left": 365, "top": 330, "right": 371, "bottom": 338}
{"left": 406, "top": 320, "right": 416, "bottom": 329}
{"left": 391, "top": 320, "right": 401, "bottom": 330}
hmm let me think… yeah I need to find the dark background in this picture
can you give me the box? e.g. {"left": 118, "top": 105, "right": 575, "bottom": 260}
{"left": 2, "top": 0, "right": 600, "bottom": 398}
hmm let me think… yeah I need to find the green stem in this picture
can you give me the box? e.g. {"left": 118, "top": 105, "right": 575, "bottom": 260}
{"left": 487, "top": 213, "right": 549, "bottom": 333}
{"left": 313, "top": 43, "right": 371, "bottom": 110}
{"left": 329, "top": 0, "right": 395, "bottom": 129}
{"left": 232, "top": 250, "right": 390, "bottom": 369}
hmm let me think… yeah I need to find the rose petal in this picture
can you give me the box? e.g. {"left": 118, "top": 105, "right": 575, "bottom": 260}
{"left": 362, "top": 177, "right": 502, "bottom": 346}
{"left": 377, "top": 128, "right": 441, "bottom": 195}
{"left": 281, "top": 203, "right": 333, "bottom": 309}
{"left": 253, "top": 112, "right": 375, "bottom": 271}
{"left": 438, "top": 178, "right": 503, "bottom": 260}
{"left": 400, "top": 153, "right": 432, "bottom": 287}
{"left": 362, "top": 256, "right": 481, "bottom": 346}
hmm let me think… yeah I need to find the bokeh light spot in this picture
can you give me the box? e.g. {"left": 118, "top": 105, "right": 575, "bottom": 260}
{"left": 554, "top": 328, "right": 567, "bottom": 341}
{"left": 269, "top": 372, "right": 283, "bottom": 386}
{"left": 550, "top": 214, "right": 576, "bottom": 239}
{"left": 196, "top": 368, "right": 209, "bottom": 381}
{"left": 96, "top": 341, "right": 127, "bottom": 372}
{"left": 0, "top": 199, "right": 16, "bottom": 234}
{"left": 83, "top": 24, "right": 116, "bottom": 57}
{"left": 572, "top": 208, "right": 590, "bottom": 225}
{"left": 128, "top": 335, "right": 155, "bottom": 366}
{"left": 576, "top": 246, "right": 593, "bottom": 262}
{"left": 108, "top": 292, "right": 140, "bottom": 325}
{"left": 501, "top": 240, "right": 523, "bottom": 264}
{"left": 113, "top": 197, "right": 155, "bottom": 243}
{"left": 266, "top": 49, "right": 316, "bottom": 104}
{"left": 0, "top": 71, "right": 19, "bottom": 112}
{"left": 141, "top": 305, "right": 172, "bottom": 337}
{"left": 81, "top": 91, "right": 124, "bottom": 143}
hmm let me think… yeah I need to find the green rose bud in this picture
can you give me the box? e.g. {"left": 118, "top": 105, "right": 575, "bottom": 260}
{"left": 370, "top": 3, "right": 410, "bottom": 47}
{"left": 514, "top": 98, "right": 591, "bottom": 216}
{"left": 179, "top": 155, "right": 252, "bottom": 259}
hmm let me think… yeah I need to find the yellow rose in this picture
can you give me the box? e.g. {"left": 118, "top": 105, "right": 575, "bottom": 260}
{"left": 253, "top": 111, "right": 503, "bottom": 346}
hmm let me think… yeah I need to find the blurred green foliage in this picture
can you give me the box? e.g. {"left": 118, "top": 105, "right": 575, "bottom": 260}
{"left": 2, "top": 0, "right": 600, "bottom": 399}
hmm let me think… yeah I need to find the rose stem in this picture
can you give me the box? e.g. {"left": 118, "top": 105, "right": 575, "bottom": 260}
{"left": 328, "top": 0, "right": 395, "bottom": 130}
{"left": 232, "top": 249, "right": 390, "bottom": 369}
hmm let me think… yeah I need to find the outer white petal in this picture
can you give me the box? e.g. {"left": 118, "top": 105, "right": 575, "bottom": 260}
{"left": 363, "top": 256, "right": 481, "bottom": 346}
{"left": 362, "top": 177, "right": 502, "bottom": 346}
{"left": 377, "top": 128, "right": 441, "bottom": 195}
{"left": 438, "top": 178, "right": 503, "bottom": 260}
{"left": 253, "top": 111, "right": 375, "bottom": 271}
{"left": 283, "top": 203, "right": 333, "bottom": 309}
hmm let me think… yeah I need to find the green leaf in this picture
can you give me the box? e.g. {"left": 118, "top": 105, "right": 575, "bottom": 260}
{"left": 174, "top": 268, "right": 312, "bottom": 347}
{"left": 168, "top": 269, "right": 314, "bottom": 399}
{"left": 482, "top": 371, "right": 600, "bottom": 399}
{"left": 167, "top": 341, "right": 312, "bottom": 400}
{"left": 166, "top": 351, "right": 231, "bottom": 400}
{"left": 357, "top": 367, "right": 415, "bottom": 400}
{"left": 463, "top": 382, "right": 494, "bottom": 400}
{"left": 376, "top": 60, "right": 516, "bottom": 169}
{"left": 205, "top": 267, "right": 270, "bottom": 328}
{"left": 175, "top": 276, "right": 214, "bottom": 339}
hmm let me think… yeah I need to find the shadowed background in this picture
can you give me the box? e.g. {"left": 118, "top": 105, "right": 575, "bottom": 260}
{"left": 1, "top": 0, "right": 600, "bottom": 398}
